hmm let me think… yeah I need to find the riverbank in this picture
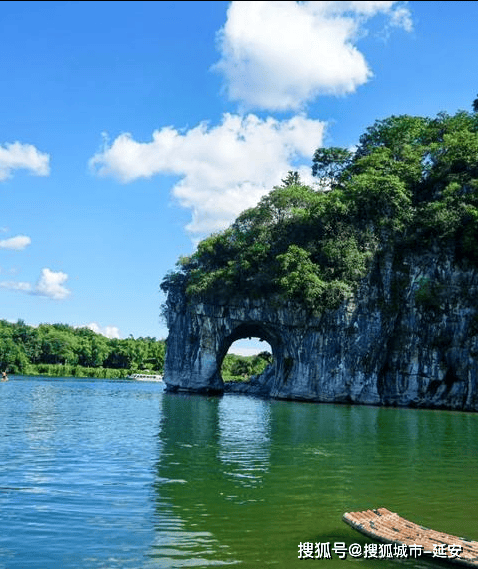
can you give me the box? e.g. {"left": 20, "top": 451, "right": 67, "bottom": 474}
{"left": 8, "top": 364, "right": 255, "bottom": 383}
{"left": 19, "top": 363, "right": 163, "bottom": 380}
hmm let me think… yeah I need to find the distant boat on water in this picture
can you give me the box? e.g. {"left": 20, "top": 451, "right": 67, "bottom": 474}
{"left": 127, "top": 373, "right": 163, "bottom": 382}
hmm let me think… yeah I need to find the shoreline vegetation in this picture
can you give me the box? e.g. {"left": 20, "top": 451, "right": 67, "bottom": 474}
{"left": 14, "top": 364, "right": 143, "bottom": 380}
{"left": 0, "top": 319, "right": 268, "bottom": 382}
{"left": 0, "top": 320, "right": 166, "bottom": 380}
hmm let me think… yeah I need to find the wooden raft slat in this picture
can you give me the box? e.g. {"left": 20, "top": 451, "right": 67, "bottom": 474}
{"left": 343, "top": 508, "right": 478, "bottom": 567}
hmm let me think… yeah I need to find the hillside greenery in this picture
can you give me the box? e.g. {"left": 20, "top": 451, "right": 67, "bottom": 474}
{"left": 161, "top": 108, "right": 478, "bottom": 312}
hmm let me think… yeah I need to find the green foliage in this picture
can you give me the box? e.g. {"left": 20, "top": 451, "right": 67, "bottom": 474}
{"left": 0, "top": 320, "right": 166, "bottom": 377}
{"left": 277, "top": 245, "right": 331, "bottom": 309}
{"left": 355, "top": 115, "right": 432, "bottom": 159}
{"left": 0, "top": 335, "right": 29, "bottom": 374}
{"left": 161, "top": 107, "right": 478, "bottom": 313}
{"left": 312, "top": 146, "right": 354, "bottom": 190}
{"left": 221, "top": 352, "right": 272, "bottom": 382}
{"left": 24, "top": 363, "right": 130, "bottom": 379}
{"left": 281, "top": 170, "right": 301, "bottom": 187}
{"left": 344, "top": 148, "right": 413, "bottom": 232}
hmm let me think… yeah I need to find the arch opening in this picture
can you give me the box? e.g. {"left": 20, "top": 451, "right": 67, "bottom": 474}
{"left": 218, "top": 322, "right": 279, "bottom": 384}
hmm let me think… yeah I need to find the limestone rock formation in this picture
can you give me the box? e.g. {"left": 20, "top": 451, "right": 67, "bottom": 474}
{"left": 162, "top": 247, "right": 478, "bottom": 411}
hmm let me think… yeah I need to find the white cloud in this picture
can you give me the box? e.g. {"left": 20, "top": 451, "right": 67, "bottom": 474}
{"left": 90, "top": 113, "right": 325, "bottom": 238}
{"left": 0, "top": 268, "right": 71, "bottom": 300}
{"left": 85, "top": 322, "right": 121, "bottom": 339}
{"left": 0, "top": 235, "right": 31, "bottom": 251}
{"left": 0, "top": 280, "right": 32, "bottom": 293}
{"left": 385, "top": 4, "right": 413, "bottom": 31}
{"left": 212, "top": 1, "right": 413, "bottom": 110}
{"left": 35, "top": 268, "right": 70, "bottom": 300}
{"left": 0, "top": 142, "right": 50, "bottom": 181}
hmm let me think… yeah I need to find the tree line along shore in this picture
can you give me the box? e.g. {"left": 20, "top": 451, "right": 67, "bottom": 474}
{"left": 0, "top": 319, "right": 270, "bottom": 381}
{"left": 0, "top": 320, "right": 166, "bottom": 379}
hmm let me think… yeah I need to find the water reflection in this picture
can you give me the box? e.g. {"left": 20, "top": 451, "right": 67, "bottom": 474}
{"left": 150, "top": 393, "right": 240, "bottom": 566}
{"left": 151, "top": 394, "right": 478, "bottom": 569}
{"left": 218, "top": 396, "right": 271, "bottom": 491}
{"left": 150, "top": 393, "right": 279, "bottom": 566}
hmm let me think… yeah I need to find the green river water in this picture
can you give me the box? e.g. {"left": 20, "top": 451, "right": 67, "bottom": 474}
{"left": 0, "top": 377, "right": 476, "bottom": 568}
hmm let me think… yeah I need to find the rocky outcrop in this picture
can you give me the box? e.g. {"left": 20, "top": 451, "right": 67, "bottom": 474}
{"left": 163, "top": 248, "right": 478, "bottom": 411}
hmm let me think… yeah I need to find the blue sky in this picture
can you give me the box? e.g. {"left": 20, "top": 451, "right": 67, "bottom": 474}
{"left": 1, "top": 1, "right": 477, "bottom": 353}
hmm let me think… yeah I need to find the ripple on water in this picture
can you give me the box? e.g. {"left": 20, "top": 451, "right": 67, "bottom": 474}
{"left": 1, "top": 379, "right": 477, "bottom": 569}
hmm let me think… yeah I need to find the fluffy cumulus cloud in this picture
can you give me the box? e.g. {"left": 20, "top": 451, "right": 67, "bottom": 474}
{"left": 0, "top": 268, "right": 71, "bottom": 300}
{"left": 35, "top": 268, "right": 70, "bottom": 300}
{"left": 212, "top": 0, "right": 413, "bottom": 110}
{"left": 0, "top": 142, "right": 50, "bottom": 181}
{"left": 90, "top": 113, "right": 325, "bottom": 237}
{"left": 85, "top": 322, "right": 121, "bottom": 339}
{"left": 0, "top": 235, "right": 31, "bottom": 251}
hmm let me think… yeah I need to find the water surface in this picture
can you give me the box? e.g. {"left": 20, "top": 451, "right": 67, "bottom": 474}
{"left": 0, "top": 376, "right": 476, "bottom": 568}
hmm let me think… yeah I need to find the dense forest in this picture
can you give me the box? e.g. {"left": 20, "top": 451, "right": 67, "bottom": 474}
{"left": 161, "top": 106, "right": 478, "bottom": 313}
{"left": 0, "top": 320, "right": 166, "bottom": 378}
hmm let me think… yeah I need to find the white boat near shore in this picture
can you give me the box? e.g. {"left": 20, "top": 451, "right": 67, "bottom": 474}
{"left": 127, "top": 373, "right": 163, "bottom": 382}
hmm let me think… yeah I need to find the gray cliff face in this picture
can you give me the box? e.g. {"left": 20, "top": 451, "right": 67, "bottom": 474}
{"left": 163, "top": 249, "right": 478, "bottom": 411}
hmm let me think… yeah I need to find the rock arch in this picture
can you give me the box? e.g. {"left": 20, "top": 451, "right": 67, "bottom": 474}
{"left": 162, "top": 289, "right": 297, "bottom": 395}
{"left": 217, "top": 322, "right": 280, "bottom": 393}
{"left": 164, "top": 295, "right": 284, "bottom": 393}
{"left": 162, "top": 252, "right": 478, "bottom": 410}
{"left": 218, "top": 322, "right": 277, "bottom": 369}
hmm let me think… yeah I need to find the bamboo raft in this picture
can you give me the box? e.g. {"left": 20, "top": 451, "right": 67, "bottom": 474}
{"left": 343, "top": 508, "right": 478, "bottom": 567}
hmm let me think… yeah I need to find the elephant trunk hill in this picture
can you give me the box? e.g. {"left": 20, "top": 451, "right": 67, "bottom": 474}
{"left": 161, "top": 110, "right": 478, "bottom": 411}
